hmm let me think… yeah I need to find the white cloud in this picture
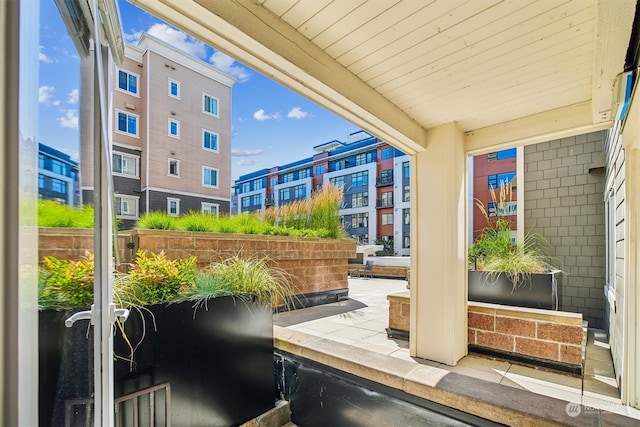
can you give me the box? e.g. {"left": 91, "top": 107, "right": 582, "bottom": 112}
{"left": 39, "top": 86, "right": 55, "bottom": 104}
{"left": 66, "top": 89, "right": 79, "bottom": 104}
{"left": 57, "top": 110, "right": 78, "bottom": 129}
{"left": 237, "top": 158, "right": 260, "bottom": 166}
{"left": 253, "top": 109, "right": 281, "bottom": 121}
{"left": 52, "top": 100, "right": 61, "bottom": 106}
{"left": 146, "top": 23, "right": 207, "bottom": 58}
{"left": 287, "top": 107, "right": 311, "bottom": 119}
{"left": 232, "top": 149, "right": 264, "bottom": 156}
{"left": 209, "top": 51, "right": 250, "bottom": 82}
{"left": 39, "top": 46, "right": 52, "bottom": 64}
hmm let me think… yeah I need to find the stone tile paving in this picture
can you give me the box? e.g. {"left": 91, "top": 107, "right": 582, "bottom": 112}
{"left": 274, "top": 276, "right": 640, "bottom": 420}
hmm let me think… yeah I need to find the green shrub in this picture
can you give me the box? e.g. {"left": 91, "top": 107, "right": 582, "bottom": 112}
{"left": 39, "top": 252, "right": 95, "bottom": 309}
{"left": 137, "top": 211, "right": 177, "bottom": 230}
{"left": 176, "top": 211, "right": 216, "bottom": 232}
{"left": 38, "top": 200, "right": 94, "bottom": 228}
{"left": 125, "top": 251, "right": 197, "bottom": 305}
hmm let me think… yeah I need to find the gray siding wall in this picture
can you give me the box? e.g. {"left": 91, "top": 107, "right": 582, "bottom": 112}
{"left": 147, "top": 190, "right": 230, "bottom": 215}
{"left": 524, "top": 131, "right": 606, "bottom": 328}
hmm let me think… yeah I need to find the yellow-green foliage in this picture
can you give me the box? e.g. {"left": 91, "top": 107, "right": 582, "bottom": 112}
{"left": 38, "top": 200, "right": 94, "bottom": 228}
{"left": 39, "top": 252, "right": 95, "bottom": 309}
{"left": 125, "top": 251, "right": 197, "bottom": 305}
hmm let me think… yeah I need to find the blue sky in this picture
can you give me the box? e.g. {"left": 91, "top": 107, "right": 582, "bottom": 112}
{"left": 39, "top": 0, "right": 360, "bottom": 180}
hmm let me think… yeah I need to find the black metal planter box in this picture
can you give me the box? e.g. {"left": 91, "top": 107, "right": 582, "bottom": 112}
{"left": 39, "top": 297, "right": 274, "bottom": 426}
{"left": 468, "top": 270, "right": 562, "bottom": 310}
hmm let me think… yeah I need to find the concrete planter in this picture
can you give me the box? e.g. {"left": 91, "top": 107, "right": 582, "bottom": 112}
{"left": 39, "top": 297, "right": 274, "bottom": 426}
{"left": 468, "top": 270, "right": 562, "bottom": 310}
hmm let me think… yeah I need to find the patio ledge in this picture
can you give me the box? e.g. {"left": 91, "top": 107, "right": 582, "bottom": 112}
{"left": 274, "top": 326, "right": 636, "bottom": 426}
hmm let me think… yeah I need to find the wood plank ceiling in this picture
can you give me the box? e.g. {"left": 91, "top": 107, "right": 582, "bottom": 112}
{"left": 132, "top": 0, "right": 636, "bottom": 153}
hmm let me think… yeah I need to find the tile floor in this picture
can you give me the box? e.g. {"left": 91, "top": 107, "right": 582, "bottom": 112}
{"left": 274, "top": 277, "right": 640, "bottom": 420}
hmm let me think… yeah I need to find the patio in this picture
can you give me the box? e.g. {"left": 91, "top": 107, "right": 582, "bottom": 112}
{"left": 274, "top": 277, "right": 640, "bottom": 423}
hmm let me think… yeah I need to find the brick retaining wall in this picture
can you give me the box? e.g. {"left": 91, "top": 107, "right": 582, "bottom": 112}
{"left": 388, "top": 293, "right": 584, "bottom": 368}
{"left": 39, "top": 228, "right": 356, "bottom": 299}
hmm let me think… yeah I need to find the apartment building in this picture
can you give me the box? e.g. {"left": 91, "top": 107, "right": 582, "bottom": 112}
{"left": 234, "top": 131, "right": 411, "bottom": 256}
{"left": 38, "top": 142, "right": 80, "bottom": 206}
{"left": 80, "top": 33, "right": 235, "bottom": 229}
{"left": 470, "top": 148, "right": 518, "bottom": 241}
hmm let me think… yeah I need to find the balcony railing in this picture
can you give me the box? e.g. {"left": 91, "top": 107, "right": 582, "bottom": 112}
{"left": 376, "top": 199, "right": 393, "bottom": 208}
{"left": 376, "top": 176, "right": 394, "bottom": 186}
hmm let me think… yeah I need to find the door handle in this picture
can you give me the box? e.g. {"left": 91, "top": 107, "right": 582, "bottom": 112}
{"left": 65, "top": 304, "right": 130, "bottom": 327}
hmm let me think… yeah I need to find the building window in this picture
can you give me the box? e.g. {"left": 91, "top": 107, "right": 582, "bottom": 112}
{"left": 381, "top": 213, "right": 393, "bottom": 225}
{"left": 355, "top": 152, "right": 373, "bottom": 165}
{"left": 116, "top": 110, "right": 138, "bottom": 137}
{"left": 351, "top": 213, "right": 369, "bottom": 228}
{"left": 202, "top": 202, "right": 219, "bottom": 215}
{"left": 293, "top": 184, "right": 306, "bottom": 199}
{"left": 113, "top": 152, "right": 139, "bottom": 178}
{"left": 488, "top": 172, "right": 516, "bottom": 189}
{"left": 351, "top": 192, "right": 368, "bottom": 208}
{"left": 51, "top": 178, "right": 67, "bottom": 193}
{"left": 51, "top": 159, "right": 69, "bottom": 175}
{"left": 403, "top": 231, "right": 410, "bottom": 248}
{"left": 242, "top": 196, "right": 251, "bottom": 208}
{"left": 335, "top": 159, "right": 348, "bottom": 170}
{"left": 381, "top": 147, "right": 394, "bottom": 160}
{"left": 252, "top": 194, "right": 262, "bottom": 206}
{"left": 403, "top": 185, "right": 410, "bottom": 202}
{"left": 39, "top": 154, "right": 45, "bottom": 168}
{"left": 253, "top": 179, "right": 263, "bottom": 190}
{"left": 168, "top": 119, "right": 180, "bottom": 138}
{"left": 168, "top": 79, "right": 180, "bottom": 98}
{"left": 299, "top": 168, "right": 310, "bottom": 179}
{"left": 330, "top": 176, "right": 345, "bottom": 189}
{"left": 203, "top": 129, "right": 218, "bottom": 151}
{"left": 351, "top": 171, "right": 368, "bottom": 187}
{"left": 281, "top": 172, "right": 294, "bottom": 183}
{"left": 168, "top": 158, "right": 180, "bottom": 177}
{"left": 202, "top": 166, "right": 218, "bottom": 187}
{"left": 241, "top": 182, "right": 251, "bottom": 193}
{"left": 38, "top": 174, "right": 45, "bottom": 189}
{"left": 488, "top": 148, "right": 517, "bottom": 161}
{"left": 270, "top": 176, "right": 277, "bottom": 187}
{"left": 115, "top": 195, "right": 139, "bottom": 219}
{"left": 487, "top": 201, "right": 517, "bottom": 217}
{"left": 379, "top": 169, "right": 393, "bottom": 185}
{"left": 315, "top": 164, "right": 325, "bottom": 175}
{"left": 167, "top": 198, "right": 180, "bottom": 216}
{"left": 280, "top": 188, "right": 291, "bottom": 201}
{"left": 380, "top": 191, "right": 393, "bottom": 208}
{"left": 403, "top": 161, "right": 410, "bottom": 179}
{"left": 403, "top": 208, "right": 410, "bottom": 225}
{"left": 117, "top": 69, "right": 138, "bottom": 95}
{"left": 203, "top": 93, "right": 219, "bottom": 116}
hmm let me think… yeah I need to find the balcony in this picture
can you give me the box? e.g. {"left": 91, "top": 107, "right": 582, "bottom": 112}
{"left": 376, "top": 199, "right": 393, "bottom": 209}
{"left": 265, "top": 197, "right": 274, "bottom": 207}
{"left": 376, "top": 176, "right": 394, "bottom": 187}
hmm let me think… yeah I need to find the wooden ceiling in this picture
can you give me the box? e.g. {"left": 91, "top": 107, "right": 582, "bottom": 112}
{"left": 131, "top": 0, "right": 636, "bottom": 154}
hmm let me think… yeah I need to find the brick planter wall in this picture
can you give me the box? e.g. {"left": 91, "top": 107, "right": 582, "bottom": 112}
{"left": 387, "top": 293, "right": 584, "bottom": 369}
{"left": 38, "top": 228, "right": 356, "bottom": 301}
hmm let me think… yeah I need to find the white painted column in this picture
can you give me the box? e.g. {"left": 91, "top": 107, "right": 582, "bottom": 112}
{"left": 410, "top": 122, "right": 467, "bottom": 365}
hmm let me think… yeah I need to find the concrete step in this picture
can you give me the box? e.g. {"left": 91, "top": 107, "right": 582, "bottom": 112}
{"left": 240, "top": 400, "right": 292, "bottom": 427}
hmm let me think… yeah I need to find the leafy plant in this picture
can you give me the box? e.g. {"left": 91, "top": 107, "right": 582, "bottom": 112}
{"left": 125, "top": 251, "right": 197, "bottom": 305}
{"left": 469, "top": 183, "right": 554, "bottom": 290}
{"left": 176, "top": 211, "right": 216, "bottom": 232}
{"left": 39, "top": 252, "right": 95, "bottom": 309}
